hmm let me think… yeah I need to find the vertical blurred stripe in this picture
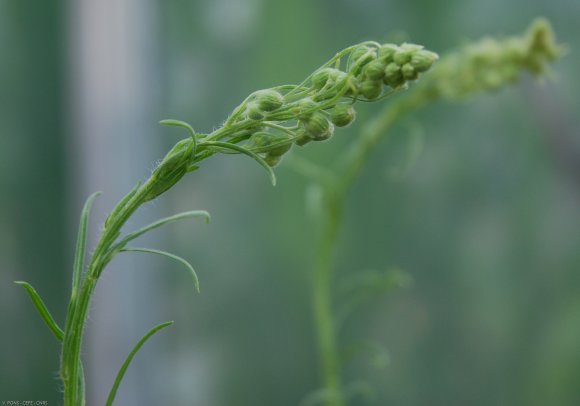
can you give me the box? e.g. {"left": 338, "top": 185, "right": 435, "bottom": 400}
{"left": 67, "top": 0, "right": 160, "bottom": 404}
{"left": 0, "top": 1, "right": 67, "bottom": 404}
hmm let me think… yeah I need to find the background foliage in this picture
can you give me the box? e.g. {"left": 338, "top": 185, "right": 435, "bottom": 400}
{"left": 1, "top": 1, "right": 578, "bottom": 405}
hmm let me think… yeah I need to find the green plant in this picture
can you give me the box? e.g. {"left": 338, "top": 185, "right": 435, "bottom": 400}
{"left": 295, "top": 19, "right": 561, "bottom": 406}
{"left": 15, "top": 38, "right": 440, "bottom": 405}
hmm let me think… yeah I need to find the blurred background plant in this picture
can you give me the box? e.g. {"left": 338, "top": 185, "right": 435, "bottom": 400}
{"left": 1, "top": 1, "right": 578, "bottom": 406}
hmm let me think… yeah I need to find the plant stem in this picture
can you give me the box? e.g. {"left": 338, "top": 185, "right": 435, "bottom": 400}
{"left": 311, "top": 92, "right": 429, "bottom": 406}
{"left": 312, "top": 196, "right": 345, "bottom": 406}
{"left": 60, "top": 180, "right": 153, "bottom": 406}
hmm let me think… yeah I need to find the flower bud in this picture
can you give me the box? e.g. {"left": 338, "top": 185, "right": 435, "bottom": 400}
{"left": 311, "top": 68, "right": 333, "bottom": 90}
{"left": 246, "top": 102, "right": 264, "bottom": 120}
{"left": 378, "top": 44, "right": 399, "bottom": 62}
{"left": 295, "top": 98, "right": 319, "bottom": 119}
{"left": 264, "top": 153, "right": 283, "bottom": 167}
{"left": 364, "top": 59, "right": 386, "bottom": 80}
{"left": 383, "top": 62, "right": 405, "bottom": 88}
{"left": 401, "top": 63, "right": 418, "bottom": 80}
{"left": 268, "top": 136, "right": 292, "bottom": 156}
{"left": 246, "top": 132, "right": 271, "bottom": 149}
{"left": 254, "top": 89, "right": 284, "bottom": 112}
{"left": 145, "top": 139, "right": 192, "bottom": 201}
{"left": 410, "top": 50, "right": 439, "bottom": 72}
{"left": 330, "top": 104, "right": 356, "bottom": 127}
{"left": 349, "top": 45, "right": 376, "bottom": 69}
{"left": 304, "top": 112, "right": 334, "bottom": 141}
{"left": 294, "top": 128, "right": 312, "bottom": 146}
{"left": 313, "top": 69, "right": 348, "bottom": 101}
{"left": 360, "top": 79, "right": 383, "bottom": 100}
{"left": 393, "top": 43, "right": 422, "bottom": 66}
{"left": 247, "top": 132, "right": 292, "bottom": 156}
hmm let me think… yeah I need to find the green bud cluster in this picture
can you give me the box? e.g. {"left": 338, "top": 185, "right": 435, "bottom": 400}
{"left": 210, "top": 40, "right": 438, "bottom": 167}
{"left": 421, "top": 18, "right": 561, "bottom": 99}
{"left": 307, "top": 42, "right": 438, "bottom": 104}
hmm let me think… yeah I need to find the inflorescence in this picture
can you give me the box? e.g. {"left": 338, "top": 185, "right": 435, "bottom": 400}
{"left": 149, "top": 41, "right": 439, "bottom": 199}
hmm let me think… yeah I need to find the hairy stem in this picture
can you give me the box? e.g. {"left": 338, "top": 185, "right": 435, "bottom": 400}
{"left": 60, "top": 181, "right": 153, "bottom": 406}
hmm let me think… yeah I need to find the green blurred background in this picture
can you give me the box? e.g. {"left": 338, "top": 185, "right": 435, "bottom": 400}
{"left": 1, "top": 0, "right": 579, "bottom": 405}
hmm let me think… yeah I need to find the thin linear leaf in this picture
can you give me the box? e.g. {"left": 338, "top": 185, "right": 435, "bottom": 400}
{"left": 115, "top": 210, "right": 210, "bottom": 250}
{"left": 72, "top": 191, "right": 102, "bottom": 301}
{"left": 105, "top": 321, "right": 173, "bottom": 406}
{"left": 121, "top": 247, "right": 200, "bottom": 292}
{"left": 15, "top": 281, "right": 64, "bottom": 341}
{"left": 159, "top": 119, "right": 198, "bottom": 155}
{"left": 202, "top": 141, "right": 277, "bottom": 186}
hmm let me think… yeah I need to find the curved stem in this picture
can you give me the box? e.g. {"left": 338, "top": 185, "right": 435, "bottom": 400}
{"left": 312, "top": 195, "right": 346, "bottom": 406}
{"left": 311, "top": 91, "right": 432, "bottom": 406}
{"left": 60, "top": 181, "right": 153, "bottom": 406}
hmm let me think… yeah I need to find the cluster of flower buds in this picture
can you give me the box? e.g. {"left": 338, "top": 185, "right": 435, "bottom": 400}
{"left": 229, "top": 41, "right": 439, "bottom": 166}
{"left": 419, "top": 18, "right": 560, "bottom": 99}
{"left": 347, "top": 42, "right": 439, "bottom": 100}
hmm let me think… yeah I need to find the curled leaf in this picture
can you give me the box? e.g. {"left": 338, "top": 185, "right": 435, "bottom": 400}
{"left": 120, "top": 247, "right": 200, "bottom": 293}
{"left": 115, "top": 210, "right": 210, "bottom": 250}
{"left": 159, "top": 119, "right": 198, "bottom": 156}
{"left": 202, "top": 141, "right": 277, "bottom": 186}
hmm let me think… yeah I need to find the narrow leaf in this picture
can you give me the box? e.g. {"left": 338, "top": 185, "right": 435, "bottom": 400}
{"left": 105, "top": 321, "right": 173, "bottom": 406}
{"left": 202, "top": 141, "right": 277, "bottom": 186}
{"left": 159, "top": 119, "right": 198, "bottom": 155}
{"left": 15, "top": 281, "right": 64, "bottom": 341}
{"left": 121, "top": 247, "right": 200, "bottom": 292}
{"left": 115, "top": 210, "right": 210, "bottom": 250}
{"left": 72, "top": 191, "right": 102, "bottom": 301}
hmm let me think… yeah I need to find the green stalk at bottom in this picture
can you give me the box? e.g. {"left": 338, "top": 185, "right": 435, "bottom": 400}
{"left": 312, "top": 199, "right": 345, "bottom": 406}
{"left": 60, "top": 182, "right": 153, "bottom": 406}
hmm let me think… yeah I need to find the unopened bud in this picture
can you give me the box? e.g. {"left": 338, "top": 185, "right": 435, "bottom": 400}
{"left": 360, "top": 79, "right": 383, "bottom": 100}
{"left": 410, "top": 50, "right": 439, "bottom": 72}
{"left": 294, "top": 128, "right": 312, "bottom": 146}
{"left": 364, "top": 59, "right": 387, "bottom": 80}
{"left": 349, "top": 45, "right": 376, "bottom": 72}
{"left": 393, "top": 43, "right": 422, "bottom": 65}
{"left": 246, "top": 102, "right": 264, "bottom": 120}
{"left": 304, "top": 112, "right": 334, "bottom": 141}
{"left": 145, "top": 139, "right": 192, "bottom": 201}
{"left": 383, "top": 63, "right": 405, "bottom": 88}
{"left": 330, "top": 104, "right": 356, "bottom": 127}
{"left": 247, "top": 132, "right": 292, "bottom": 156}
{"left": 295, "top": 98, "right": 319, "bottom": 119}
{"left": 264, "top": 153, "right": 283, "bottom": 167}
{"left": 254, "top": 89, "right": 284, "bottom": 112}
{"left": 378, "top": 44, "right": 399, "bottom": 62}
{"left": 401, "top": 63, "right": 418, "bottom": 80}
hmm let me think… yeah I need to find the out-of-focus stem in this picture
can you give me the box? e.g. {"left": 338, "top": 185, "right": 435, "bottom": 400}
{"left": 312, "top": 91, "right": 431, "bottom": 406}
